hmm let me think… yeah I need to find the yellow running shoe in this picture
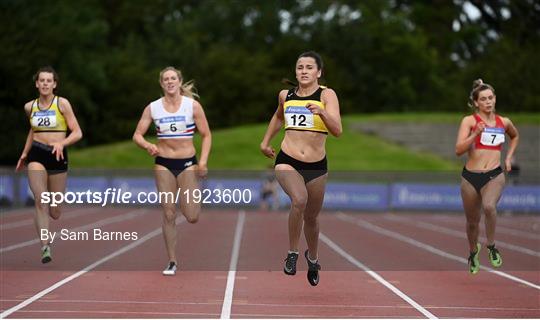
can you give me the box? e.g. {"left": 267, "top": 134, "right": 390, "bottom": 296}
{"left": 468, "top": 243, "right": 481, "bottom": 274}
{"left": 487, "top": 244, "right": 502, "bottom": 268}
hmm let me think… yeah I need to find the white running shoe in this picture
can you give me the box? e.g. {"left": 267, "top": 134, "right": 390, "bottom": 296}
{"left": 162, "top": 262, "right": 177, "bottom": 276}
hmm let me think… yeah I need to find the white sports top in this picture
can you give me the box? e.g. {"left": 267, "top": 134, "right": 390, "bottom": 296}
{"left": 150, "top": 96, "right": 196, "bottom": 139}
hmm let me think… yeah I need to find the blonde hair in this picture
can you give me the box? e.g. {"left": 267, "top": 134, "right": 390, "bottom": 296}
{"left": 159, "top": 66, "right": 199, "bottom": 99}
{"left": 468, "top": 78, "right": 495, "bottom": 111}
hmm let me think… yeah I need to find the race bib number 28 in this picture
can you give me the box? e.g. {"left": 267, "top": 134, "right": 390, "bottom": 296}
{"left": 32, "top": 110, "right": 57, "bottom": 128}
{"left": 285, "top": 106, "right": 314, "bottom": 128}
{"left": 480, "top": 127, "right": 505, "bottom": 146}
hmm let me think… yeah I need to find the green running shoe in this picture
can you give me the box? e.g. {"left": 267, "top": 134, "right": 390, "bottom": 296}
{"left": 468, "top": 243, "right": 481, "bottom": 274}
{"left": 41, "top": 245, "right": 52, "bottom": 264}
{"left": 487, "top": 244, "right": 502, "bottom": 268}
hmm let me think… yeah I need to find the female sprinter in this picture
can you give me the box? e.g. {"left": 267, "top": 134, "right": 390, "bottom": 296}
{"left": 260, "top": 51, "right": 342, "bottom": 286}
{"left": 455, "top": 79, "right": 519, "bottom": 274}
{"left": 15, "top": 66, "right": 83, "bottom": 263}
{"left": 133, "top": 67, "right": 211, "bottom": 276}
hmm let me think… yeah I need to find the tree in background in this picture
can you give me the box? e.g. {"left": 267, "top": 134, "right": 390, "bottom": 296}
{"left": 1, "top": 0, "right": 538, "bottom": 164}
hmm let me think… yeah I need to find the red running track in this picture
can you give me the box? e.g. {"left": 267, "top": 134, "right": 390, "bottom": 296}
{"left": 1, "top": 207, "right": 539, "bottom": 318}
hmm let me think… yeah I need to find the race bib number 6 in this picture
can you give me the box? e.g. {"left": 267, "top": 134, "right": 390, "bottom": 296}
{"left": 158, "top": 116, "right": 186, "bottom": 133}
{"left": 480, "top": 127, "right": 505, "bottom": 146}
{"left": 32, "top": 110, "right": 57, "bottom": 128}
{"left": 285, "top": 106, "right": 314, "bottom": 128}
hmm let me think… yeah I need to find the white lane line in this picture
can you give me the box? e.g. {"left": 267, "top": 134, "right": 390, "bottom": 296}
{"left": 220, "top": 210, "right": 246, "bottom": 319}
{"left": 0, "top": 298, "right": 219, "bottom": 306}
{"left": 384, "top": 215, "right": 540, "bottom": 257}
{"left": 320, "top": 232, "right": 437, "bottom": 319}
{"left": 339, "top": 213, "right": 540, "bottom": 291}
{"left": 0, "top": 207, "right": 93, "bottom": 231}
{"left": 5, "top": 310, "right": 219, "bottom": 317}
{"left": 496, "top": 225, "right": 540, "bottom": 241}
{"left": 3, "top": 309, "right": 388, "bottom": 318}
{"left": 428, "top": 215, "right": 540, "bottom": 240}
{"left": 0, "top": 218, "right": 184, "bottom": 319}
{"left": 0, "top": 209, "right": 149, "bottom": 253}
{"left": 2, "top": 299, "right": 538, "bottom": 312}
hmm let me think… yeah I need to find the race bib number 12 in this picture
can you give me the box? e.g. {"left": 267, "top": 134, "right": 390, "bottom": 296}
{"left": 285, "top": 106, "right": 314, "bottom": 128}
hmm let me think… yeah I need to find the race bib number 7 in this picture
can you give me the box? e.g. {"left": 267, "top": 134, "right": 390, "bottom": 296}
{"left": 31, "top": 110, "right": 57, "bottom": 128}
{"left": 480, "top": 127, "right": 505, "bottom": 146}
{"left": 285, "top": 106, "right": 314, "bottom": 128}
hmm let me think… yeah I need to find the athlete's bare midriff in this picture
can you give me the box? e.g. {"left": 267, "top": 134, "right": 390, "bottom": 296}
{"left": 465, "top": 148, "right": 501, "bottom": 171}
{"left": 157, "top": 138, "right": 196, "bottom": 159}
{"left": 33, "top": 131, "right": 67, "bottom": 145}
{"left": 281, "top": 129, "right": 326, "bottom": 162}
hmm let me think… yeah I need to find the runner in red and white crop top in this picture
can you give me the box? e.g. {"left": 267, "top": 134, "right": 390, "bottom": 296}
{"left": 455, "top": 79, "right": 519, "bottom": 274}
{"left": 472, "top": 113, "right": 506, "bottom": 151}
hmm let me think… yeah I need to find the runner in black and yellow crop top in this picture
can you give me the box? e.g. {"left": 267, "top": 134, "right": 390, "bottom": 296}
{"left": 283, "top": 86, "right": 328, "bottom": 134}
{"left": 15, "top": 66, "right": 83, "bottom": 264}
{"left": 260, "top": 51, "right": 342, "bottom": 287}
{"left": 29, "top": 96, "right": 68, "bottom": 132}
{"left": 17, "top": 67, "right": 83, "bottom": 172}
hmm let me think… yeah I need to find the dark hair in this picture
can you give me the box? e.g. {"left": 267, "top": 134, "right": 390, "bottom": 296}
{"left": 33, "top": 66, "right": 59, "bottom": 83}
{"left": 281, "top": 78, "right": 297, "bottom": 87}
{"left": 283, "top": 51, "right": 325, "bottom": 87}
{"left": 298, "top": 51, "right": 324, "bottom": 71}
{"left": 468, "top": 78, "right": 495, "bottom": 110}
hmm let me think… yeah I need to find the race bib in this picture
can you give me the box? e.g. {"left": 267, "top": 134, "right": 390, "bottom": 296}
{"left": 157, "top": 116, "right": 186, "bottom": 134}
{"left": 285, "top": 106, "right": 314, "bottom": 128}
{"left": 31, "top": 110, "right": 57, "bottom": 128}
{"left": 480, "top": 127, "right": 505, "bottom": 146}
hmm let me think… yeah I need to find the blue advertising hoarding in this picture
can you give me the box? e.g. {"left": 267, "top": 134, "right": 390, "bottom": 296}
{"left": 8, "top": 174, "right": 540, "bottom": 212}
{"left": 0, "top": 175, "right": 14, "bottom": 203}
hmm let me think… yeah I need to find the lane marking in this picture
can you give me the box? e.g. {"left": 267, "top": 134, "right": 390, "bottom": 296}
{"left": 4, "top": 310, "right": 219, "bottom": 317}
{"left": 13, "top": 297, "right": 537, "bottom": 311}
{"left": 0, "top": 217, "right": 184, "bottom": 318}
{"left": 0, "top": 298, "right": 219, "bottom": 306}
{"left": 220, "top": 210, "right": 246, "bottom": 319}
{"left": 384, "top": 215, "right": 540, "bottom": 257}
{"left": 1, "top": 207, "right": 94, "bottom": 231}
{"left": 0, "top": 209, "right": 149, "bottom": 253}
{"left": 338, "top": 213, "right": 540, "bottom": 291}
{"left": 320, "top": 232, "right": 437, "bottom": 319}
{"left": 495, "top": 225, "right": 540, "bottom": 240}
{"left": 428, "top": 215, "right": 540, "bottom": 240}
